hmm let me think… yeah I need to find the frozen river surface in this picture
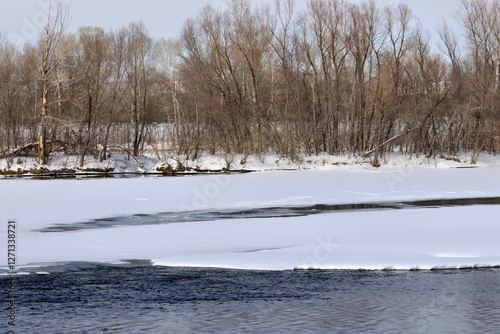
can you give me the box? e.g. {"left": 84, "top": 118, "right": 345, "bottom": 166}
{"left": 1, "top": 166, "right": 500, "bottom": 332}
{"left": 1, "top": 167, "right": 500, "bottom": 270}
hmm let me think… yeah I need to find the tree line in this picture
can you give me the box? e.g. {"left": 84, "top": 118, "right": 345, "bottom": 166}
{"left": 0, "top": 0, "right": 499, "bottom": 168}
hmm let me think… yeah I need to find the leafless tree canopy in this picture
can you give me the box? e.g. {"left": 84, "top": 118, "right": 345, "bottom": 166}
{"left": 0, "top": 0, "right": 499, "bottom": 166}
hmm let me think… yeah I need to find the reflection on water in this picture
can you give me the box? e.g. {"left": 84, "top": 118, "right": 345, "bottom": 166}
{"left": 1, "top": 264, "right": 500, "bottom": 333}
{"left": 37, "top": 197, "right": 500, "bottom": 233}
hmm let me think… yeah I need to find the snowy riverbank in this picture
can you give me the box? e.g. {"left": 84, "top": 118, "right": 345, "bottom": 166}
{"left": 1, "top": 151, "right": 499, "bottom": 176}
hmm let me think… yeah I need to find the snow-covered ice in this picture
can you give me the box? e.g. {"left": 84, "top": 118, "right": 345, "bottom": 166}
{"left": 0, "top": 155, "right": 499, "bottom": 271}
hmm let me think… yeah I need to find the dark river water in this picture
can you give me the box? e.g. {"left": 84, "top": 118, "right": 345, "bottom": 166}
{"left": 2, "top": 263, "right": 500, "bottom": 333}
{"left": 36, "top": 197, "right": 500, "bottom": 233}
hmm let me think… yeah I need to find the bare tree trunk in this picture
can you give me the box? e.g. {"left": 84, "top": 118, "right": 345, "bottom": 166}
{"left": 38, "top": 0, "right": 69, "bottom": 165}
{"left": 39, "top": 84, "right": 48, "bottom": 164}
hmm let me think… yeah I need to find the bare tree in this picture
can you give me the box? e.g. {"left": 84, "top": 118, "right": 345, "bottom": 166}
{"left": 122, "top": 22, "right": 154, "bottom": 157}
{"left": 38, "top": 0, "right": 70, "bottom": 164}
{"left": 99, "top": 29, "right": 127, "bottom": 161}
{"left": 456, "top": 0, "right": 499, "bottom": 162}
{"left": 74, "top": 27, "right": 113, "bottom": 166}
{"left": 0, "top": 40, "right": 22, "bottom": 165}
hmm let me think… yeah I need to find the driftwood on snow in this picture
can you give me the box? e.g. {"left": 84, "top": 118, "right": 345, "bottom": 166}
{"left": 0, "top": 143, "right": 39, "bottom": 159}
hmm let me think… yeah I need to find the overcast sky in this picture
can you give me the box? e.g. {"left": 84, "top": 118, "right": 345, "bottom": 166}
{"left": 1, "top": 0, "right": 461, "bottom": 46}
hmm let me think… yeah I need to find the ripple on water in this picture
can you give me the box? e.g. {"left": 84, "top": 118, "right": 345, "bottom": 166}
{"left": 2, "top": 266, "right": 500, "bottom": 333}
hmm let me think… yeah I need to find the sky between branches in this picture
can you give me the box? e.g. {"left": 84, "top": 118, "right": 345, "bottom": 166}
{"left": 1, "top": 0, "right": 460, "bottom": 47}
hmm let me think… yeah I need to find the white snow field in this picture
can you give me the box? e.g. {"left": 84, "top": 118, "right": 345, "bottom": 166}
{"left": 1, "top": 155, "right": 499, "bottom": 271}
